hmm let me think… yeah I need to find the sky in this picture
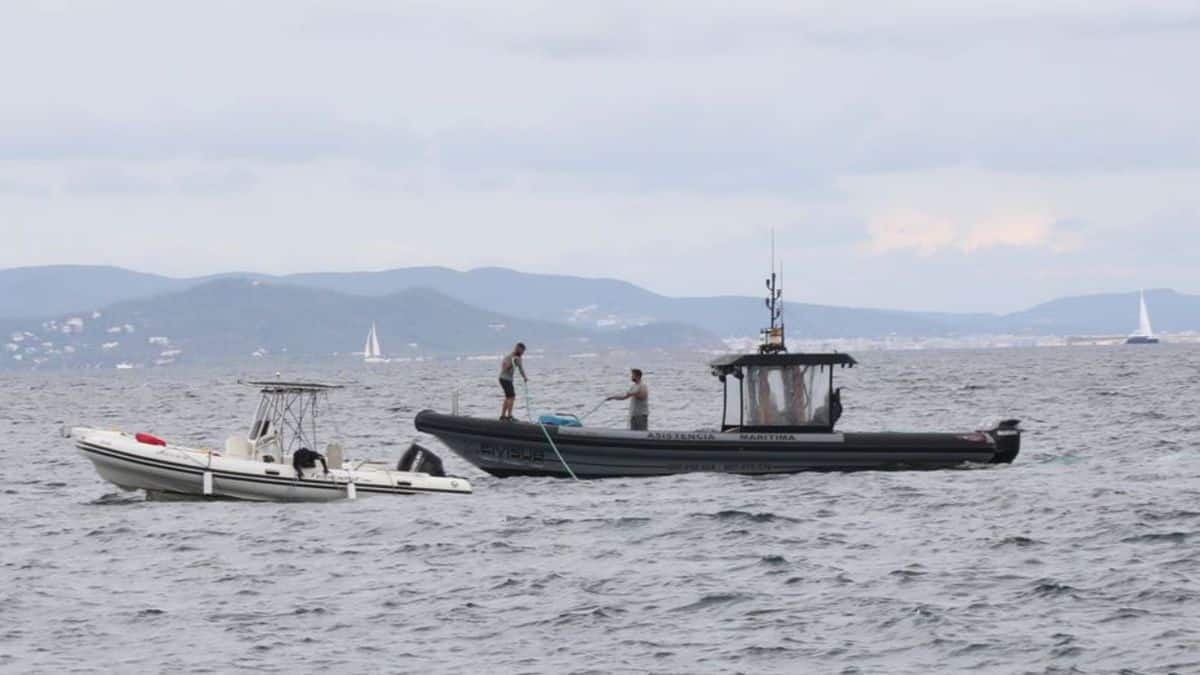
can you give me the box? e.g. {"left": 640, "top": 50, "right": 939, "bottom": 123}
{"left": 1, "top": 1, "right": 1198, "bottom": 312}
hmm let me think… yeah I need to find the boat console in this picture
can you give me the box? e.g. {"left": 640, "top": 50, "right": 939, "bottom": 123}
{"left": 711, "top": 352, "right": 855, "bottom": 433}
{"left": 709, "top": 250, "right": 856, "bottom": 434}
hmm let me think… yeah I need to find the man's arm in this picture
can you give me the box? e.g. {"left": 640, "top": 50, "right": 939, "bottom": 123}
{"left": 516, "top": 356, "right": 527, "bottom": 380}
{"left": 608, "top": 385, "right": 635, "bottom": 401}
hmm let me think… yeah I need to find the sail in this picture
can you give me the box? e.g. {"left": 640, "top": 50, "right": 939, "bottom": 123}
{"left": 1138, "top": 291, "right": 1154, "bottom": 337}
{"left": 364, "top": 323, "right": 382, "bottom": 359}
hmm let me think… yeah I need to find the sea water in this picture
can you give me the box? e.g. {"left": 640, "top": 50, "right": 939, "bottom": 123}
{"left": 1, "top": 346, "right": 1198, "bottom": 673}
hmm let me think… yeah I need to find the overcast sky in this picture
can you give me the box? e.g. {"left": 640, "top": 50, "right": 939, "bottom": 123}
{"left": 2, "top": 1, "right": 1198, "bottom": 312}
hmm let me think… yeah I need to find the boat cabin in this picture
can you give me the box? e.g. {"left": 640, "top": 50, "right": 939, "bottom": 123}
{"left": 710, "top": 352, "right": 856, "bottom": 433}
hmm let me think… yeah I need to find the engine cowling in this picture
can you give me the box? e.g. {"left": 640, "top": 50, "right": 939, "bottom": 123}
{"left": 398, "top": 443, "right": 446, "bottom": 477}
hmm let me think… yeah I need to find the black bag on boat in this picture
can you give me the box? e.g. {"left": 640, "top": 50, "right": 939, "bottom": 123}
{"left": 292, "top": 447, "right": 328, "bottom": 479}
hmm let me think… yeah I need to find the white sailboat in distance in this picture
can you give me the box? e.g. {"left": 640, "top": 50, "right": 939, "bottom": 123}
{"left": 1125, "top": 290, "right": 1160, "bottom": 345}
{"left": 363, "top": 322, "right": 389, "bottom": 362}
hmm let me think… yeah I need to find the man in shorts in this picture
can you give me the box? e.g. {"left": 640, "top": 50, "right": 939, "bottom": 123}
{"left": 498, "top": 342, "right": 527, "bottom": 421}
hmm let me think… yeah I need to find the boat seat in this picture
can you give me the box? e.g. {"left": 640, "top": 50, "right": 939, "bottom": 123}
{"left": 224, "top": 436, "right": 254, "bottom": 460}
{"left": 325, "top": 442, "right": 344, "bottom": 470}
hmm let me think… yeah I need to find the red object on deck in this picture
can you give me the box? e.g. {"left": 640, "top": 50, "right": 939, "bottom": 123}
{"left": 135, "top": 432, "right": 167, "bottom": 446}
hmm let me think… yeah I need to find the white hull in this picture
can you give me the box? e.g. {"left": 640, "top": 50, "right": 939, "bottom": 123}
{"left": 71, "top": 428, "right": 471, "bottom": 501}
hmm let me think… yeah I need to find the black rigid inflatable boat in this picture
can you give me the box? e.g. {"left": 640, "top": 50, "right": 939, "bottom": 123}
{"left": 415, "top": 266, "right": 1021, "bottom": 479}
{"left": 414, "top": 354, "right": 1020, "bottom": 478}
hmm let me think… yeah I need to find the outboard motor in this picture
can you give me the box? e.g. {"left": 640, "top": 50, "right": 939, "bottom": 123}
{"left": 399, "top": 443, "right": 446, "bottom": 477}
{"left": 987, "top": 419, "right": 1022, "bottom": 464}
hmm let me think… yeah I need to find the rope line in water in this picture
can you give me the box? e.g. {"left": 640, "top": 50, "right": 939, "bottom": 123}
{"left": 520, "top": 378, "right": 579, "bottom": 481}
{"left": 578, "top": 398, "right": 609, "bottom": 421}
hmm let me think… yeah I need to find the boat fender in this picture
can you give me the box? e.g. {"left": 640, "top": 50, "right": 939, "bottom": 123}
{"left": 398, "top": 443, "right": 446, "bottom": 477}
{"left": 135, "top": 432, "right": 167, "bottom": 447}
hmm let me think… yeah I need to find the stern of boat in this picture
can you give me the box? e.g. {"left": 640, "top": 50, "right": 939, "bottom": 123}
{"left": 986, "top": 419, "right": 1021, "bottom": 464}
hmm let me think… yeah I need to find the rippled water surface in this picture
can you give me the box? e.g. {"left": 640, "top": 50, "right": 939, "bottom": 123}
{"left": 3, "top": 346, "right": 1199, "bottom": 673}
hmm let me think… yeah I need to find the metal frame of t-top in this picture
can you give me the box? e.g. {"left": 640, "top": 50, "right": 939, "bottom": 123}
{"left": 241, "top": 381, "right": 343, "bottom": 457}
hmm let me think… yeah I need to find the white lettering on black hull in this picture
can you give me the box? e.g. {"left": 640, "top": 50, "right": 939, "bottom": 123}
{"left": 646, "top": 432, "right": 718, "bottom": 442}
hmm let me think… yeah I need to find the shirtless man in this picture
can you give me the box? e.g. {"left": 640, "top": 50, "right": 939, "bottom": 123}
{"left": 498, "top": 342, "right": 527, "bottom": 421}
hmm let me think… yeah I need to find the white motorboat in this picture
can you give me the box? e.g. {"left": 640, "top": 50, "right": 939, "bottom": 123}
{"left": 67, "top": 381, "right": 471, "bottom": 501}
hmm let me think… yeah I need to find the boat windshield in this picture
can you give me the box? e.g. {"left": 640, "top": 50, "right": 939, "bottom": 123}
{"left": 738, "top": 365, "right": 832, "bottom": 427}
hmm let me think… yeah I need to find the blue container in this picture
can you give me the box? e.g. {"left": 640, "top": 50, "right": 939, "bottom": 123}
{"left": 538, "top": 413, "right": 583, "bottom": 427}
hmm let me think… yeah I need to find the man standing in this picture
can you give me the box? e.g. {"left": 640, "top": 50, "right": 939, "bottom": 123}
{"left": 608, "top": 368, "right": 649, "bottom": 430}
{"left": 498, "top": 342, "right": 527, "bottom": 421}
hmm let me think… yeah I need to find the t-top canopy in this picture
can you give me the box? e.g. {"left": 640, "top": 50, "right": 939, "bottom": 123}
{"left": 240, "top": 380, "right": 344, "bottom": 392}
{"left": 710, "top": 352, "right": 857, "bottom": 375}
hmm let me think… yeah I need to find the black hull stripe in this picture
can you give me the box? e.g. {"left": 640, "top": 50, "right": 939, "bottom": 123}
{"left": 481, "top": 464, "right": 976, "bottom": 478}
{"left": 76, "top": 441, "right": 467, "bottom": 496}
{"left": 466, "top": 451, "right": 991, "bottom": 476}
{"left": 458, "top": 444, "right": 995, "bottom": 470}
{"left": 415, "top": 413, "right": 999, "bottom": 454}
{"left": 427, "top": 433, "right": 1000, "bottom": 469}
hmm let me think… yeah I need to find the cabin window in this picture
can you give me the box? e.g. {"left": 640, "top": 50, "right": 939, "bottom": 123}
{"left": 742, "top": 365, "right": 832, "bottom": 427}
{"left": 723, "top": 373, "right": 743, "bottom": 427}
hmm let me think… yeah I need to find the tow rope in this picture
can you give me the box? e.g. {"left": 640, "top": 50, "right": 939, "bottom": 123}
{"left": 520, "top": 378, "right": 579, "bottom": 481}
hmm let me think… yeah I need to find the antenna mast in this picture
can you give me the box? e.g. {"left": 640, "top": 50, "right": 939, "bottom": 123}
{"left": 761, "top": 230, "right": 786, "bottom": 354}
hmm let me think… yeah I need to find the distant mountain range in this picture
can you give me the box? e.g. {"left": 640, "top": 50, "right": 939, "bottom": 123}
{"left": 0, "top": 279, "right": 719, "bottom": 369}
{"left": 1, "top": 264, "right": 1196, "bottom": 369}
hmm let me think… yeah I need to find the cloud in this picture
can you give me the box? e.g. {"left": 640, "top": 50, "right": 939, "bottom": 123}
{"left": 863, "top": 211, "right": 956, "bottom": 256}
{"left": 4, "top": 2, "right": 1200, "bottom": 178}
{"left": 1, "top": 1, "right": 1199, "bottom": 311}
{"left": 859, "top": 181, "right": 1088, "bottom": 257}
{"left": 863, "top": 211, "right": 1079, "bottom": 256}
{"left": 959, "top": 217, "right": 1079, "bottom": 253}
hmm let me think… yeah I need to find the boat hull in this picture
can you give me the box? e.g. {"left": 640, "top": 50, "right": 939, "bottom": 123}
{"left": 72, "top": 428, "right": 471, "bottom": 501}
{"left": 1124, "top": 336, "right": 1160, "bottom": 344}
{"left": 414, "top": 411, "right": 1020, "bottom": 479}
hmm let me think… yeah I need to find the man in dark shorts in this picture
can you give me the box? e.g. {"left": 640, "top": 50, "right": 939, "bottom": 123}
{"left": 498, "top": 342, "right": 527, "bottom": 421}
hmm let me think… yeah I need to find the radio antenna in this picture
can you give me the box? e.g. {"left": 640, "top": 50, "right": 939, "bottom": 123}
{"left": 761, "top": 229, "right": 786, "bottom": 354}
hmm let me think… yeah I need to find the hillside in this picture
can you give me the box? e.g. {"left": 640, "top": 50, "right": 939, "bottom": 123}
{"left": 0, "top": 265, "right": 185, "bottom": 319}
{"left": 1, "top": 265, "right": 1196, "bottom": 342}
{"left": 0, "top": 279, "right": 722, "bottom": 369}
